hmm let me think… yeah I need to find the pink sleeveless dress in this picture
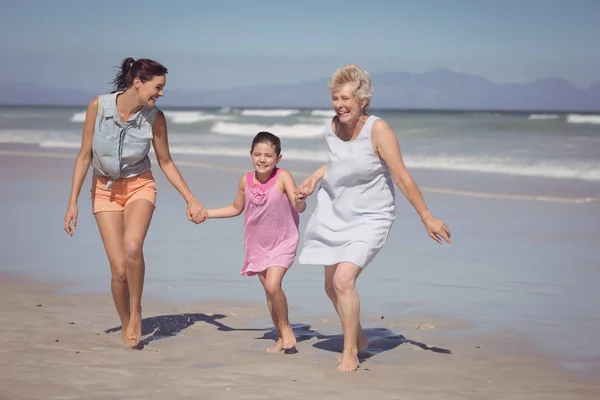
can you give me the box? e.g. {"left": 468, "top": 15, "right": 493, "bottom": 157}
{"left": 241, "top": 168, "right": 300, "bottom": 276}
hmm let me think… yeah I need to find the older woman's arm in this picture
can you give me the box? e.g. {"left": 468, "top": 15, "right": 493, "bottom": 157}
{"left": 372, "top": 119, "right": 451, "bottom": 244}
{"left": 297, "top": 164, "right": 327, "bottom": 199}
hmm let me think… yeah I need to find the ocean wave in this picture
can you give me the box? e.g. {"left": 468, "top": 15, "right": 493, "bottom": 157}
{"left": 210, "top": 122, "right": 325, "bottom": 139}
{"left": 3, "top": 129, "right": 599, "bottom": 181}
{"left": 0, "top": 129, "right": 80, "bottom": 145}
{"left": 68, "top": 110, "right": 231, "bottom": 125}
{"left": 310, "top": 109, "right": 335, "bottom": 117}
{"left": 168, "top": 145, "right": 328, "bottom": 162}
{"left": 171, "top": 150, "right": 600, "bottom": 181}
{"left": 296, "top": 116, "right": 331, "bottom": 124}
{"left": 70, "top": 111, "right": 87, "bottom": 123}
{"left": 163, "top": 111, "right": 232, "bottom": 124}
{"left": 0, "top": 112, "right": 46, "bottom": 119}
{"left": 39, "top": 140, "right": 81, "bottom": 149}
{"left": 567, "top": 114, "right": 600, "bottom": 125}
{"left": 403, "top": 155, "right": 600, "bottom": 181}
{"left": 240, "top": 109, "right": 300, "bottom": 117}
{"left": 529, "top": 114, "right": 560, "bottom": 120}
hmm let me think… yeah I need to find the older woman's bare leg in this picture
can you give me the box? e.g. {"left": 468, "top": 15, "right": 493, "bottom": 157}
{"left": 324, "top": 262, "right": 365, "bottom": 372}
{"left": 324, "top": 264, "right": 369, "bottom": 354}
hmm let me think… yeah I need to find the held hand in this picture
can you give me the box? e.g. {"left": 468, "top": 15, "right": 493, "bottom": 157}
{"left": 423, "top": 216, "right": 451, "bottom": 244}
{"left": 64, "top": 205, "right": 78, "bottom": 236}
{"left": 186, "top": 198, "right": 207, "bottom": 224}
{"left": 297, "top": 174, "right": 318, "bottom": 200}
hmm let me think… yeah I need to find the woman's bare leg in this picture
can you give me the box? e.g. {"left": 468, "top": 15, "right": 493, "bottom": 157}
{"left": 94, "top": 211, "right": 131, "bottom": 345}
{"left": 324, "top": 262, "right": 364, "bottom": 372}
{"left": 122, "top": 199, "right": 154, "bottom": 341}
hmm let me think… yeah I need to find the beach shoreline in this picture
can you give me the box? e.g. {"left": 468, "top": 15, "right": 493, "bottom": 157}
{"left": 1, "top": 271, "right": 599, "bottom": 399}
{"left": 1, "top": 142, "right": 600, "bottom": 398}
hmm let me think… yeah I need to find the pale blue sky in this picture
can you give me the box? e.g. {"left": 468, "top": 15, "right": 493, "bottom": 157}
{"left": 1, "top": 0, "right": 598, "bottom": 91}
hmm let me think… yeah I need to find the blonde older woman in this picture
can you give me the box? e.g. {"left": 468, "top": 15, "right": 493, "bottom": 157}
{"left": 297, "top": 63, "right": 451, "bottom": 372}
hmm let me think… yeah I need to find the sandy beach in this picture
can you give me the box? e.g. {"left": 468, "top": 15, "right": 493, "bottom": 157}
{"left": 1, "top": 143, "right": 600, "bottom": 399}
{"left": 2, "top": 272, "right": 599, "bottom": 400}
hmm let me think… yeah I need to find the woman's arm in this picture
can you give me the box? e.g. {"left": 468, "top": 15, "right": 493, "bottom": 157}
{"left": 64, "top": 98, "right": 97, "bottom": 236}
{"left": 207, "top": 175, "right": 246, "bottom": 218}
{"left": 297, "top": 163, "right": 327, "bottom": 199}
{"left": 279, "top": 169, "right": 306, "bottom": 213}
{"left": 152, "top": 110, "right": 206, "bottom": 223}
{"left": 373, "top": 119, "right": 451, "bottom": 244}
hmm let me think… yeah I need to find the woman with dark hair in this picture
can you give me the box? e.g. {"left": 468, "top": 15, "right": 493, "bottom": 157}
{"left": 63, "top": 57, "right": 206, "bottom": 346}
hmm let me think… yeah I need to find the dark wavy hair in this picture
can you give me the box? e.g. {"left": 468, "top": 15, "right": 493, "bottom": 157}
{"left": 251, "top": 131, "right": 281, "bottom": 155}
{"left": 111, "top": 57, "right": 168, "bottom": 93}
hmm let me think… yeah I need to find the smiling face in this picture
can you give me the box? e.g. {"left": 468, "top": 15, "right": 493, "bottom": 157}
{"left": 331, "top": 83, "right": 367, "bottom": 125}
{"left": 134, "top": 75, "right": 165, "bottom": 107}
{"left": 251, "top": 141, "right": 281, "bottom": 176}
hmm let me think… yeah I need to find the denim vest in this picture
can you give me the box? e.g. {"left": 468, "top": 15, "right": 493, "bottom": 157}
{"left": 91, "top": 92, "right": 158, "bottom": 188}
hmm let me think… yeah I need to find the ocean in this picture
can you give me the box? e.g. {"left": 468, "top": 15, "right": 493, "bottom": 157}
{"left": 1, "top": 106, "right": 599, "bottom": 183}
{"left": 1, "top": 105, "right": 599, "bottom": 375}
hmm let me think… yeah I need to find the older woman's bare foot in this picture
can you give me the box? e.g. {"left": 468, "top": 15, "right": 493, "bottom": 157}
{"left": 266, "top": 338, "right": 284, "bottom": 354}
{"left": 126, "top": 308, "right": 142, "bottom": 341}
{"left": 281, "top": 325, "right": 297, "bottom": 350}
{"left": 357, "top": 329, "right": 370, "bottom": 354}
{"left": 337, "top": 349, "right": 360, "bottom": 372}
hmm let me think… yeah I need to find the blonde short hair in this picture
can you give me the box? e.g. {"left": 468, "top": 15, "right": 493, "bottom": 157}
{"left": 327, "top": 63, "right": 374, "bottom": 110}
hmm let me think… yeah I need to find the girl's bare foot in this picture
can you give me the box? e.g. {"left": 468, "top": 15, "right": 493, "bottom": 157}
{"left": 337, "top": 349, "right": 360, "bottom": 372}
{"left": 126, "top": 308, "right": 142, "bottom": 341}
{"left": 266, "top": 338, "right": 284, "bottom": 354}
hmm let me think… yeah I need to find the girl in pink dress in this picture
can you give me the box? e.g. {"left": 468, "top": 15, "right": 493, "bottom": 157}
{"left": 206, "top": 131, "right": 306, "bottom": 353}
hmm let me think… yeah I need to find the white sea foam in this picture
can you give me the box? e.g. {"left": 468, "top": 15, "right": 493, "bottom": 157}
{"left": 0, "top": 112, "right": 46, "bottom": 119}
{"left": 168, "top": 145, "right": 328, "bottom": 162}
{"left": 529, "top": 114, "right": 560, "bottom": 120}
{"left": 163, "top": 111, "right": 231, "bottom": 124}
{"left": 39, "top": 140, "right": 81, "bottom": 149}
{"left": 402, "top": 155, "right": 600, "bottom": 181}
{"left": 170, "top": 150, "right": 600, "bottom": 181}
{"left": 310, "top": 109, "right": 335, "bottom": 117}
{"left": 240, "top": 109, "right": 300, "bottom": 117}
{"left": 3, "top": 129, "right": 599, "bottom": 181}
{"left": 567, "top": 114, "right": 600, "bottom": 125}
{"left": 69, "top": 111, "right": 87, "bottom": 123}
{"left": 0, "top": 130, "right": 81, "bottom": 145}
{"left": 210, "top": 122, "right": 325, "bottom": 139}
{"left": 69, "top": 110, "right": 231, "bottom": 125}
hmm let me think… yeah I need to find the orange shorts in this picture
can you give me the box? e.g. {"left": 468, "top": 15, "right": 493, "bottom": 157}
{"left": 91, "top": 170, "right": 157, "bottom": 213}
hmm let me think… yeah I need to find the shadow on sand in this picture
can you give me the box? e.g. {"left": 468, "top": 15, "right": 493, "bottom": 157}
{"left": 106, "top": 315, "right": 451, "bottom": 362}
{"left": 256, "top": 323, "right": 452, "bottom": 362}
{"left": 105, "top": 313, "right": 257, "bottom": 350}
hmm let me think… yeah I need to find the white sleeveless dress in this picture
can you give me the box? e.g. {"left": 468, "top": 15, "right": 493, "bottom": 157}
{"left": 299, "top": 115, "right": 396, "bottom": 268}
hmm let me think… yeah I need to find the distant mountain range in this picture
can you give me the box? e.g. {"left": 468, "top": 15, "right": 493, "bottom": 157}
{"left": 1, "top": 69, "right": 599, "bottom": 111}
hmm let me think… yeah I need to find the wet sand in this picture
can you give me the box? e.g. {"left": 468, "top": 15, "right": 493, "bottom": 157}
{"left": 1, "top": 273, "right": 599, "bottom": 399}
{"left": 1, "top": 143, "right": 599, "bottom": 398}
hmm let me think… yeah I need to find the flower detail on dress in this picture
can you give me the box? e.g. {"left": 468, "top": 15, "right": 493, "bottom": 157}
{"left": 249, "top": 187, "right": 267, "bottom": 206}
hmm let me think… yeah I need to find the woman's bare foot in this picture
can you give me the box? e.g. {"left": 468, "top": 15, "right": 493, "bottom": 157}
{"left": 126, "top": 308, "right": 142, "bottom": 341}
{"left": 357, "top": 329, "right": 370, "bottom": 354}
{"left": 281, "top": 325, "right": 297, "bottom": 350}
{"left": 337, "top": 349, "right": 360, "bottom": 372}
{"left": 266, "top": 338, "right": 284, "bottom": 354}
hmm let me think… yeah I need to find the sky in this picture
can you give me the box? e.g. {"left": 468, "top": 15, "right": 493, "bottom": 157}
{"left": 1, "top": 0, "right": 599, "bottom": 92}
